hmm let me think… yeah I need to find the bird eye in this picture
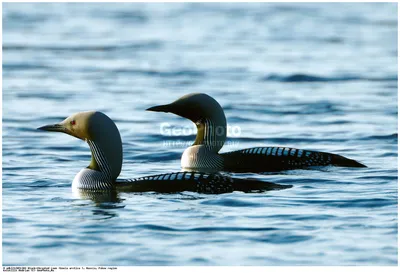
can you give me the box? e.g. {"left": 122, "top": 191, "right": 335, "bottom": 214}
{"left": 70, "top": 120, "right": 76, "bottom": 125}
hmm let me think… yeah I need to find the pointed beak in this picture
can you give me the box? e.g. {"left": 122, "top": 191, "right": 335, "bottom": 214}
{"left": 146, "top": 104, "right": 173, "bottom": 113}
{"left": 37, "top": 123, "right": 66, "bottom": 132}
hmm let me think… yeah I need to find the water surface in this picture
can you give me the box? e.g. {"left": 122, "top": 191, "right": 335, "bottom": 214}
{"left": 2, "top": 2, "right": 398, "bottom": 265}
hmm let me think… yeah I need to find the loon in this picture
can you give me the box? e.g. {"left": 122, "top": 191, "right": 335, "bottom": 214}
{"left": 147, "top": 93, "right": 366, "bottom": 173}
{"left": 37, "top": 111, "right": 291, "bottom": 194}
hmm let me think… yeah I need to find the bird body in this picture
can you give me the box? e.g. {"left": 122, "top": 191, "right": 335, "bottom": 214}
{"left": 147, "top": 93, "right": 366, "bottom": 173}
{"left": 38, "top": 111, "right": 290, "bottom": 193}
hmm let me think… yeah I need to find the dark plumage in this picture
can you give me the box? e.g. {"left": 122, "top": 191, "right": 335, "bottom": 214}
{"left": 147, "top": 93, "right": 366, "bottom": 173}
{"left": 38, "top": 111, "right": 291, "bottom": 193}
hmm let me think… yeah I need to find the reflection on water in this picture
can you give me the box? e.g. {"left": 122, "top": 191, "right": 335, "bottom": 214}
{"left": 72, "top": 188, "right": 122, "bottom": 204}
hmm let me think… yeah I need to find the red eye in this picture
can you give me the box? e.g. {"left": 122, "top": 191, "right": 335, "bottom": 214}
{"left": 70, "top": 120, "right": 76, "bottom": 125}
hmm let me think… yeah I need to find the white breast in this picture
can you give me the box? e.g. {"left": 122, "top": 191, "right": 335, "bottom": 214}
{"left": 181, "top": 145, "right": 223, "bottom": 172}
{"left": 72, "top": 168, "right": 113, "bottom": 190}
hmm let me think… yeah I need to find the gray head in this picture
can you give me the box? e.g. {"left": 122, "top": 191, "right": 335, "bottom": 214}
{"left": 147, "top": 93, "right": 227, "bottom": 152}
{"left": 146, "top": 93, "right": 225, "bottom": 123}
{"left": 38, "top": 111, "right": 123, "bottom": 181}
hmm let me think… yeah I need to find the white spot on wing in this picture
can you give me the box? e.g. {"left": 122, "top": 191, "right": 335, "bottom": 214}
{"left": 177, "top": 173, "right": 183, "bottom": 180}
{"left": 169, "top": 174, "right": 177, "bottom": 180}
{"left": 261, "top": 148, "right": 267, "bottom": 154}
{"left": 272, "top": 148, "right": 277, "bottom": 155}
{"left": 297, "top": 150, "right": 303, "bottom": 157}
{"left": 277, "top": 148, "right": 283, "bottom": 156}
{"left": 283, "top": 148, "right": 290, "bottom": 156}
{"left": 266, "top": 148, "right": 272, "bottom": 155}
{"left": 290, "top": 149, "right": 296, "bottom": 156}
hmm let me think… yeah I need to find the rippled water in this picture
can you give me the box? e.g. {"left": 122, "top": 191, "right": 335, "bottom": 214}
{"left": 2, "top": 3, "right": 398, "bottom": 265}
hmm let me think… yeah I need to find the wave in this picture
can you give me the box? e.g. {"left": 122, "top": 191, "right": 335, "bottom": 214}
{"left": 358, "top": 133, "right": 397, "bottom": 141}
{"left": 133, "top": 224, "right": 278, "bottom": 232}
{"left": 112, "top": 68, "right": 206, "bottom": 78}
{"left": 261, "top": 73, "right": 397, "bottom": 83}
{"left": 2, "top": 41, "right": 163, "bottom": 52}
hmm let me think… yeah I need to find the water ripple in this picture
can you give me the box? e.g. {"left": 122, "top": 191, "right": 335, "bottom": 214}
{"left": 2, "top": 2, "right": 397, "bottom": 266}
{"left": 262, "top": 73, "right": 398, "bottom": 83}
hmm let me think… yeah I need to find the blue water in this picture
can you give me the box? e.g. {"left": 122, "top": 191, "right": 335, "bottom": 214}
{"left": 2, "top": 3, "right": 398, "bottom": 266}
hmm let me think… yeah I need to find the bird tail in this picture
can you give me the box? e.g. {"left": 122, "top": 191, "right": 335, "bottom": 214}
{"left": 330, "top": 153, "right": 367, "bottom": 168}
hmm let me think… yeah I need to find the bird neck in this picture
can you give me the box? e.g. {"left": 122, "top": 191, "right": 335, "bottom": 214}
{"left": 88, "top": 148, "right": 100, "bottom": 171}
{"left": 193, "top": 117, "right": 226, "bottom": 153}
{"left": 87, "top": 139, "right": 122, "bottom": 184}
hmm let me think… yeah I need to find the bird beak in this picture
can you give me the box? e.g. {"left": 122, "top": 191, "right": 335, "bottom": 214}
{"left": 37, "top": 123, "right": 66, "bottom": 132}
{"left": 146, "top": 104, "right": 173, "bottom": 113}
{"left": 37, "top": 123, "right": 83, "bottom": 140}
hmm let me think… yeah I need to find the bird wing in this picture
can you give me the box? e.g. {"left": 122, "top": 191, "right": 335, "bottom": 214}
{"left": 221, "top": 147, "right": 366, "bottom": 172}
{"left": 116, "top": 171, "right": 291, "bottom": 194}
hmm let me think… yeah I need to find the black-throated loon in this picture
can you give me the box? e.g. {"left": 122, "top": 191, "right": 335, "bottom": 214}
{"left": 147, "top": 93, "right": 366, "bottom": 173}
{"left": 37, "top": 111, "right": 291, "bottom": 193}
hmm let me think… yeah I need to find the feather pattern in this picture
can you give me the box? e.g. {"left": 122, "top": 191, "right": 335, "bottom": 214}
{"left": 221, "top": 146, "right": 365, "bottom": 172}
{"left": 73, "top": 168, "right": 114, "bottom": 190}
{"left": 116, "top": 171, "right": 290, "bottom": 194}
{"left": 87, "top": 140, "right": 113, "bottom": 183}
{"left": 181, "top": 145, "right": 224, "bottom": 171}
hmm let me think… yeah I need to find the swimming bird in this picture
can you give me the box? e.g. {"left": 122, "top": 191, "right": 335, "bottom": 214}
{"left": 37, "top": 111, "right": 291, "bottom": 193}
{"left": 147, "top": 93, "right": 366, "bottom": 173}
